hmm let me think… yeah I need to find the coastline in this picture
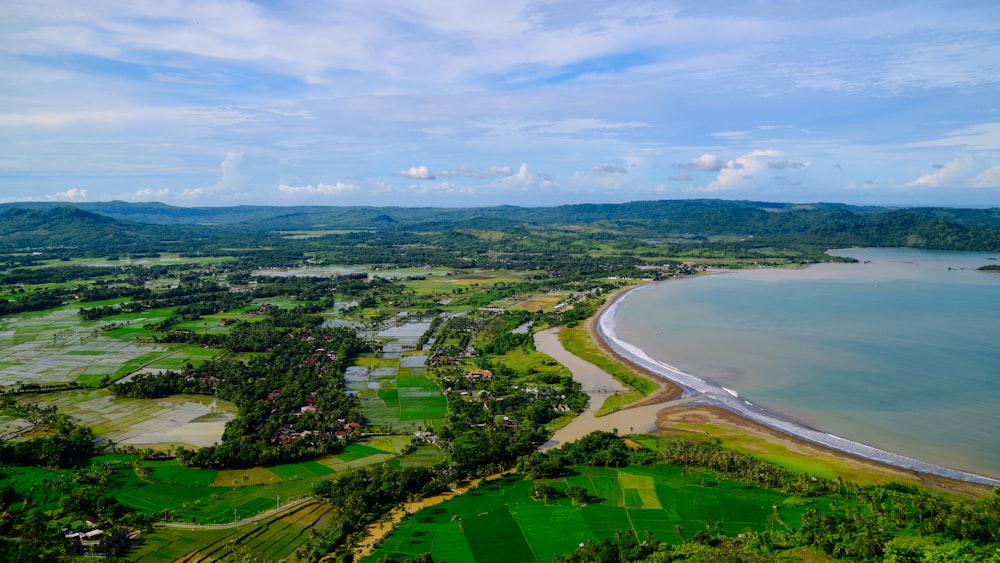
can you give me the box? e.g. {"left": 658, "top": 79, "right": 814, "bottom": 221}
{"left": 591, "top": 280, "right": 1000, "bottom": 489}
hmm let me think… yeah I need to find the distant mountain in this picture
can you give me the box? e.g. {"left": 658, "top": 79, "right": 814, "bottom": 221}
{"left": 0, "top": 206, "right": 219, "bottom": 254}
{"left": 1, "top": 200, "right": 998, "bottom": 254}
{"left": 0, "top": 199, "right": 881, "bottom": 229}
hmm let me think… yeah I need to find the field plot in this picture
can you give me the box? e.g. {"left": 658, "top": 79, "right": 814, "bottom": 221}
{"left": 0, "top": 301, "right": 228, "bottom": 389}
{"left": 105, "top": 462, "right": 313, "bottom": 524}
{"left": 399, "top": 354, "right": 428, "bottom": 368}
{"left": 130, "top": 500, "right": 336, "bottom": 562}
{"left": 0, "top": 307, "right": 175, "bottom": 387}
{"left": 21, "top": 389, "right": 236, "bottom": 448}
{"left": 361, "top": 320, "right": 433, "bottom": 356}
{"left": 354, "top": 353, "right": 445, "bottom": 431}
{"left": 69, "top": 443, "right": 404, "bottom": 529}
{"left": 510, "top": 292, "right": 568, "bottom": 313}
{"left": 397, "top": 372, "right": 447, "bottom": 424}
{"left": 367, "top": 466, "right": 831, "bottom": 562}
{"left": 404, "top": 270, "right": 528, "bottom": 298}
{"left": 397, "top": 445, "right": 445, "bottom": 467}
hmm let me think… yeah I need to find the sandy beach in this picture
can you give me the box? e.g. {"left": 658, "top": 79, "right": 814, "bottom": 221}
{"left": 541, "top": 283, "right": 1000, "bottom": 492}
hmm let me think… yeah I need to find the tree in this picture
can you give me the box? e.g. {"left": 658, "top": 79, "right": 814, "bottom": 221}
{"left": 565, "top": 485, "right": 589, "bottom": 504}
{"left": 531, "top": 482, "right": 559, "bottom": 502}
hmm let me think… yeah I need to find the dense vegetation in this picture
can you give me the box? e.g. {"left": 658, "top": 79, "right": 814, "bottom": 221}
{"left": 4, "top": 200, "right": 1000, "bottom": 261}
{"left": 0, "top": 199, "right": 998, "bottom": 562}
{"left": 115, "top": 321, "right": 369, "bottom": 468}
{"left": 0, "top": 402, "right": 98, "bottom": 468}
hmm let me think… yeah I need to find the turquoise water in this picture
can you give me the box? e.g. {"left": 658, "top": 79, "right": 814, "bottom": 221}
{"left": 611, "top": 248, "right": 1000, "bottom": 479}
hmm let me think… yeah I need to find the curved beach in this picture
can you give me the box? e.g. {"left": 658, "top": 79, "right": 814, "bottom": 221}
{"left": 597, "top": 282, "right": 1000, "bottom": 489}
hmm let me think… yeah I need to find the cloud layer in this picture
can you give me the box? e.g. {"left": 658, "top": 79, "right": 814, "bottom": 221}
{"left": 1, "top": 1, "right": 998, "bottom": 207}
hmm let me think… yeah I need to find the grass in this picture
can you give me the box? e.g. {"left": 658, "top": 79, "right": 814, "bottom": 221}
{"left": 489, "top": 348, "right": 569, "bottom": 380}
{"left": 667, "top": 421, "right": 927, "bottom": 489}
{"left": 332, "top": 442, "right": 393, "bottom": 461}
{"left": 510, "top": 292, "right": 568, "bottom": 313}
{"left": 355, "top": 355, "right": 399, "bottom": 369}
{"left": 403, "top": 270, "right": 527, "bottom": 296}
{"left": 398, "top": 445, "right": 445, "bottom": 467}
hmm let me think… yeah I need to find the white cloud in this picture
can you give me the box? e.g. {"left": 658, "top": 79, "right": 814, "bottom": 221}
{"left": 278, "top": 182, "right": 359, "bottom": 194}
{"left": 903, "top": 157, "right": 975, "bottom": 188}
{"left": 135, "top": 188, "right": 169, "bottom": 199}
{"left": 697, "top": 149, "right": 784, "bottom": 192}
{"left": 681, "top": 154, "right": 724, "bottom": 171}
{"left": 180, "top": 188, "right": 205, "bottom": 199}
{"left": 437, "top": 165, "right": 516, "bottom": 179}
{"left": 408, "top": 182, "right": 478, "bottom": 197}
{"left": 709, "top": 131, "right": 750, "bottom": 139}
{"left": 216, "top": 151, "right": 245, "bottom": 191}
{"left": 501, "top": 163, "right": 531, "bottom": 188}
{"left": 533, "top": 118, "right": 649, "bottom": 135}
{"left": 969, "top": 166, "right": 1000, "bottom": 189}
{"left": 572, "top": 162, "right": 630, "bottom": 189}
{"left": 846, "top": 180, "right": 879, "bottom": 192}
{"left": 45, "top": 188, "right": 88, "bottom": 201}
{"left": 397, "top": 166, "right": 435, "bottom": 180}
{"left": 908, "top": 123, "right": 1000, "bottom": 151}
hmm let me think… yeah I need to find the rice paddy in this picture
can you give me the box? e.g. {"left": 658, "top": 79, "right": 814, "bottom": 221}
{"left": 353, "top": 352, "right": 447, "bottom": 431}
{"left": 367, "top": 465, "right": 837, "bottom": 562}
{"left": 21, "top": 389, "right": 237, "bottom": 448}
{"left": 0, "top": 300, "right": 229, "bottom": 389}
{"left": 129, "top": 499, "right": 337, "bottom": 562}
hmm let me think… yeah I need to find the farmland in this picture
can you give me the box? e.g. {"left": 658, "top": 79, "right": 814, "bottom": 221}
{"left": 348, "top": 353, "right": 448, "bottom": 432}
{"left": 133, "top": 500, "right": 337, "bottom": 562}
{"left": 366, "top": 465, "right": 829, "bottom": 563}
{"left": 20, "top": 390, "right": 236, "bottom": 448}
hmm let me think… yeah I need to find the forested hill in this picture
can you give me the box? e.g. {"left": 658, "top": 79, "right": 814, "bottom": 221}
{"left": 1, "top": 200, "right": 999, "bottom": 254}
{"left": 0, "top": 206, "right": 270, "bottom": 255}
{"left": 1, "top": 199, "right": 880, "bottom": 227}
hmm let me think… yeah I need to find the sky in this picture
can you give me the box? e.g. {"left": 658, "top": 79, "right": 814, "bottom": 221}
{"left": 1, "top": 1, "right": 999, "bottom": 209}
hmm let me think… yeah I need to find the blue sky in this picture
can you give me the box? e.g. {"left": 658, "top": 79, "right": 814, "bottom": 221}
{"left": 1, "top": 1, "right": 999, "bottom": 208}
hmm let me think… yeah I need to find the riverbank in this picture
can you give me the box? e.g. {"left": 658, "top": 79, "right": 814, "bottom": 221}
{"left": 536, "top": 326, "right": 679, "bottom": 449}
{"left": 590, "top": 281, "right": 1000, "bottom": 492}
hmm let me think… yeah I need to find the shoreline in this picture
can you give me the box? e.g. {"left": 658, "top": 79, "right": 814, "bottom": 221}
{"left": 592, "top": 280, "right": 1000, "bottom": 489}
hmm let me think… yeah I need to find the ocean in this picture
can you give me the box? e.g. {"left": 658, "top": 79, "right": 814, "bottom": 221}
{"left": 608, "top": 248, "right": 1000, "bottom": 480}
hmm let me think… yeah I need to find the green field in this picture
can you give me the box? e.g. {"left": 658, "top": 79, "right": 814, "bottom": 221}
{"left": 95, "top": 446, "right": 399, "bottom": 524}
{"left": 130, "top": 499, "right": 336, "bottom": 562}
{"left": 356, "top": 357, "right": 446, "bottom": 431}
{"left": 367, "top": 465, "right": 838, "bottom": 562}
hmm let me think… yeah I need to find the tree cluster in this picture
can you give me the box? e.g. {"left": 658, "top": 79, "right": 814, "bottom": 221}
{"left": 0, "top": 401, "right": 98, "bottom": 467}
{"left": 116, "top": 320, "right": 370, "bottom": 468}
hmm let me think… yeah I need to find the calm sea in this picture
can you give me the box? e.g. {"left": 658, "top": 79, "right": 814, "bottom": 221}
{"left": 611, "top": 248, "right": 1000, "bottom": 479}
